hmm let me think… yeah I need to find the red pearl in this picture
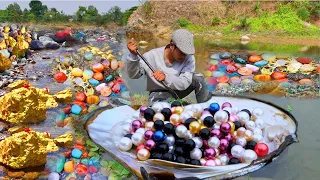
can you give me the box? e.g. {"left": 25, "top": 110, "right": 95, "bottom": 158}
{"left": 54, "top": 72, "right": 67, "bottom": 83}
{"left": 254, "top": 143, "right": 269, "bottom": 157}
{"left": 136, "top": 145, "right": 146, "bottom": 153}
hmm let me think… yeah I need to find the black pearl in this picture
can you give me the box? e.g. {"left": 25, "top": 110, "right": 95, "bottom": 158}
{"left": 176, "top": 156, "right": 186, "bottom": 164}
{"left": 154, "top": 120, "right": 164, "bottom": 130}
{"left": 174, "top": 146, "right": 185, "bottom": 157}
{"left": 228, "top": 157, "right": 241, "bottom": 164}
{"left": 162, "top": 153, "right": 174, "bottom": 161}
{"left": 199, "top": 128, "right": 210, "bottom": 140}
{"left": 171, "top": 101, "right": 182, "bottom": 107}
{"left": 161, "top": 108, "right": 172, "bottom": 121}
{"left": 183, "top": 139, "right": 196, "bottom": 152}
{"left": 224, "top": 110, "right": 230, "bottom": 119}
{"left": 246, "top": 141, "right": 257, "bottom": 150}
{"left": 184, "top": 118, "right": 197, "bottom": 130}
{"left": 228, "top": 142, "right": 237, "bottom": 153}
{"left": 175, "top": 138, "right": 186, "bottom": 147}
{"left": 163, "top": 123, "right": 175, "bottom": 134}
{"left": 156, "top": 143, "right": 169, "bottom": 153}
{"left": 234, "top": 121, "right": 242, "bottom": 130}
{"left": 185, "top": 158, "right": 191, "bottom": 164}
{"left": 190, "top": 159, "right": 201, "bottom": 166}
{"left": 203, "top": 116, "right": 215, "bottom": 128}
{"left": 124, "top": 134, "right": 132, "bottom": 139}
{"left": 144, "top": 108, "right": 155, "bottom": 121}
{"left": 241, "top": 109, "right": 251, "bottom": 118}
{"left": 151, "top": 153, "right": 163, "bottom": 159}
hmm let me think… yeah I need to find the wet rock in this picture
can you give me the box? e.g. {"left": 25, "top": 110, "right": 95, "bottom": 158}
{"left": 240, "top": 35, "right": 250, "bottom": 41}
{"left": 48, "top": 172, "right": 60, "bottom": 180}
{"left": 7, "top": 170, "right": 25, "bottom": 178}
{"left": 91, "top": 173, "right": 107, "bottom": 180}
{"left": 23, "top": 172, "right": 40, "bottom": 179}
{"left": 0, "top": 165, "right": 8, "bottom": 176}
{"left": 0, "top": 122, "right": 9, "bottom": 132}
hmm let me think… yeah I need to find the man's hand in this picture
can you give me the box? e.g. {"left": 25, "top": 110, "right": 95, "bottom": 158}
{"left": 152, "top": 70, "right": 166, "bottom": 82}
{"left": 127, "top": 38, "right": 138, "bottom": 55}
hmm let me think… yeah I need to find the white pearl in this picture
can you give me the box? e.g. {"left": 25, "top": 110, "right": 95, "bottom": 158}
{"left": 184, "top": 105, "right": 193, "bottom": 112}
{"left": 214, "top": 148, "right": 220, "bottom": 157}
{"left": 135, "top": 128, "right": 146, "bottom": 134}
{"left": 200, "top": 158, "right": 207, "bottom": 166}
{"left": 236, "top": 137, "right": 247, "bottom": 147}
{"left": 141, "top": 118, "right": 146, "bottom": 123}
{"left": 168, "top": 146, "right": 174, "bottom": 153}
{"left": 192, "top": 104, "right": 203, "bottom": 117}
{"left": 237, "top": 111, "right": 250, "bottom": 125}
{"left": 253, "top": 128, "right": 263, "bottom": 135}
{"left": 242, "top": 149, "right": 258, "bottom": 163}
{"left": 152, "top": 102, "right": 163, "bottom": 113}
{"left": 145, "top": 121, "right": 154, "bottom": 131}
{"left": 153, "top": 113, "right": 165, "bottom": 121}
{"left": 165, "top": 135, "right": 175, "bottom": 146}
{"left": 175, "top": 125, "right": 187, "bottom": 138}
{"left": 213, "top": 123, "right": 220, "bottom": 129}
{"left": 122, "top": 124, "right": 131, "bottom": 135}
{"left": 218, "top": 154, "right": 229, "bottom": 165}
{"left": 252, "top": 108, "right": 264, "bottom": 118}
{"left": 192, "top": 137, "right": 203, "bottom": 148}
{"left": 180, "top": 112, "right": 192, "bottom": 123}
{"left": 255, "top": 118, "right": 265, "bottom": 129}
{"left": 200, "top": 114, "right": 212, "bottom": 123}
{"left": 245, "top": 121, "right": 256, "bottom": 131}
{"left": 231, "top": 107, "right": 239, "bottom": 114}
{"left": 208, "top": 137, "right": 220, "bottom": 149}
{"left": 190, "top": 148, "right": 202, "bottom": 160}
{"left": 131, "top": 132, "right": 144, "bottom": 146}
{"left": 185, "top": 130, "right": 193, "bottom": 139}
{"left": 253, "top": 134, "right": 264, "bottom": 143}
{"left": 214, "top": 158, "right": 222, "bottom": 166}
{"left": 222, "top": 107, "right": 232, "bottom": 113}
{"left": 214, "top": 110, "right": 228, "bottom": 124}
{"left": 231, "top": 145, "right": 245, "bottom": 158}
{"left": 118, "top": 137, "right": 132, "bottom": 151}
{"left": 161, "top": 102, "right": 171, "bottom": 109}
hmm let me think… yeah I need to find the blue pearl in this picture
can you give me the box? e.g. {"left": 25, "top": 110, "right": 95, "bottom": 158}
{"left": 153, "top": 131, "right": 165, "bottom": 142}
{"left": 209, "top": 103, "right": 220, "bottom": 113}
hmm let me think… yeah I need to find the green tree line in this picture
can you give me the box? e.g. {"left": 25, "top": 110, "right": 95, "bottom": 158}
{"left": 0, "top": 0, "right": 138, "bottom": 25}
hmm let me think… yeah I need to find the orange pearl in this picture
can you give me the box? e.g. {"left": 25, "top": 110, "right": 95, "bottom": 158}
{"left": 137, "top": 149, "right": 150, "bottom": 161}
{"left": 170, "top": 114, "right": 181, "bottom": 125}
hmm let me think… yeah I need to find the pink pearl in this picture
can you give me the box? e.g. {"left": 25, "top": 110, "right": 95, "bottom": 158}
{"left": 140, "top": 106, "right": 147, "bottom": 114}
{"left": 204, "top": 160, "right": 216, "bottom": 166}
{"left": 145, "top": 140, "right": 156, "bottom": 150}
{"left": 144, "top": 130, "right": 153, "bottom": 140}
{"left": 132, "top": 120, "right": 143, "bottom": 131}
{"left": 219, "top": 139, "right": 229, "bottom": 151}
{"left": 211, "top": 129, "right": 222, "bottom": 139}
{"left": 229, "top": 114, "right": 239, "bottom": 122}
{"left": 204, "top": 148, "right": 216, "bottom": 159}
{"left": 224, "top": 133, "right": 232, "bottom": 142}
{"left": 222, "top": 102, "right": 232, "bottom": 109}
{"left": 220, "top": 122, "right": 231, "bottom": 133}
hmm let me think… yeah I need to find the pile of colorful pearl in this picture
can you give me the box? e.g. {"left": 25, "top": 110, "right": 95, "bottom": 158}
{"left": 117, "top": 101, "right": 270, "bottom": 166}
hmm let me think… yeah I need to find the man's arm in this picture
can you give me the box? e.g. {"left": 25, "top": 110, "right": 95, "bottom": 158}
{"left": 126, "top": 53, "right": 145, "bottom": 79}
{"left": 164, "top": 56, "right": 195, "bottom": 91}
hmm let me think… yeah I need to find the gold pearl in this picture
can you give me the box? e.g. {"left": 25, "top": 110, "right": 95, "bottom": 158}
{"left": 145, "top": 122, "right": 155, "bottom": 131}
{"left": 227, "top": 121, "right": 235, "bottom": 134}
{"left": 200, "top": 124, "right": 207, "bottom": 129}
{"left": 244, "top": 129, "right": 253, "bottom": 141}
{"left": 137, "top": 149, "right": 150, "bottom": 161}
{"left": 170, "top": 114, "right": 181, "bottom": 125}
{"left": 174, "top": 106, "right": 184, "bottom": 115}
{"left": 237, "top": 127, "right": 246, "bottom": 137}
{"left": 189, "top": 121, "right": 201, "bottom": 134}
{"left": 153, "top": 113, "right": 165, "bottom": 121}
{"left": 233, "top": 131, "right": 238, "bottom": 140}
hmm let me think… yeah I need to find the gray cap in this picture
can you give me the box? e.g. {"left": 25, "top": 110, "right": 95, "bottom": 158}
{"left": 171, "top": 29, "right": 195, "bottom": 55}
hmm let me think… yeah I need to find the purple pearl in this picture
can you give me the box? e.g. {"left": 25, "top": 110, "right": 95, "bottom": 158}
{"left": 222, "top": 102, "right": 232, "bottom": 109}
{"left": 145, "top": 139, "right": 156, "bottom": 150}
{"left": 204, "top": 148, "right": 216, "bottom": 159}
{"left": 224, "top": 133, "right": 232, "bottom": 142}
{"left": 140, "top": 106, "right": 148, "bottom": 114}
{"left": 211, "top": 129, "right": 222, "bottom": 139}
{"left": 219, "top": 139, "right": 229, "bottom": 151}
{"left": 144, "top": 130, "right": 154, "bottom": 140}
{"left": 220, "top": 122, "right": 231, "bottom": 133}
{"left": 132, "top": 120, "right": 143, "bottom": 130}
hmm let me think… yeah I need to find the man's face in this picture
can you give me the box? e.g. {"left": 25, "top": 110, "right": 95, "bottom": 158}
{"left": 170, "top": 43, "right": 187, "bottom": 61}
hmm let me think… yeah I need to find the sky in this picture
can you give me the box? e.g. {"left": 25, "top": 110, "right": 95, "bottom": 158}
{"left": 0, "top": 0, "right": 142, "bottom": 14}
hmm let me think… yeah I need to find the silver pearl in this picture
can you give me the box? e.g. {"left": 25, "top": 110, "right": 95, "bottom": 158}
{"left": 236, "top": 137, "right": 247, "bottom": 147}
{"left": 118, "top": 137, "right": 132, "bottom": 151}
{"left": 175, "top": 125, "right": 187, "bottom": 138}
{"left": 180, "top": 111, "right": 192, "bottom": 123}
{"left": 231, "top": 145, "right": 245, "bottom": 158}
{"left": 165, "top": 135, "right": 175, "bottom": 146}
{"left": 253, "top": 134, "right": 264, "bottom": 142}
{"left": 153, "top": 113, "right": 165, "bottom": 121}
{"left": 255, "top": 118, "right": 265, "bottom": 129}
{"left": 252, "top": 108, "right": 264, "bottom": 118}
{"left": 131, "top": 132, "right": 144, "bottom": 146}
{"left": 253, "top": 128, "right": 263, "bottom": 135}
{"left": 185, "top": 130, "right": 193, "bottom": 139}
{"left": 214, "top": 110, "right": 228, "bottom": 124}
{"left": 237, "top": 111, "right": 250, "bottom": 125}
{"left": 168, "top": 146, "right": 174, "bottom": 153}
{"left": 242, "top": 149, "right": 257, "bottom": 163}
{"left": 208, "top": 137, "right": 220, "bottom": 149}
{"left": 218, "top": 154, "right": 229, "bottom": 165}
{"left": 192, "top": 137, "right": 203, "bottom": 148}
{"left": 245, "top": 121, "right": 256, "bottom": 131}
{"left": 152, "top": 102, "right": 163, "bottom": 113}
{"left": 190, "top": 148, "right": 202, "bottom": 160}
{"left": 135, "top": 128, "right": 146, "bottom": 134}
{"left": 122, "top": 123, "right": 131, "bottom": 135}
